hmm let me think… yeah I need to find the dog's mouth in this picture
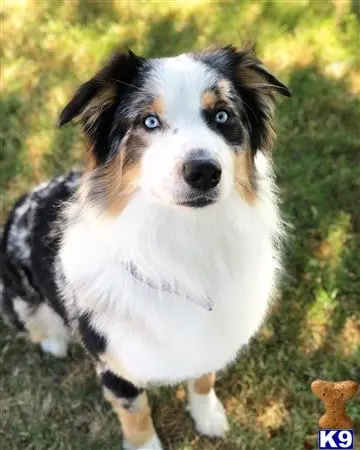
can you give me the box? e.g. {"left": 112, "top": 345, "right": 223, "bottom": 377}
{"left": 123, "top": 261, "right": 214, "bottom": 311}
{"left": 176, "top": 192, "right": 219, "bottom": 208}
{"left": 177, "top": 197, "right": 216, "bottom": 208}
{"left": 149, "top": 189, "right": 219, "bottom": 209}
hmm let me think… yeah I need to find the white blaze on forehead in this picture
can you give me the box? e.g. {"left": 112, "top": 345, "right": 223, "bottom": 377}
{"left": 148, "top": 54, "right": 219, "bottom": 122}
{"left": 137, "top": 54, "right": 236, "bottom": 205}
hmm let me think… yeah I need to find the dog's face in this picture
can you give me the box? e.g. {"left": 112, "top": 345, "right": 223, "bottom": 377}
{"left": 59, "top": 46, "right": 290, "bottom": 214}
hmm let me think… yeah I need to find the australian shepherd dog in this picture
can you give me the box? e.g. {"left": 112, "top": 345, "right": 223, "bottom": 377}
{"left": 1, "top": 45, "right": 290, "bottom": 449}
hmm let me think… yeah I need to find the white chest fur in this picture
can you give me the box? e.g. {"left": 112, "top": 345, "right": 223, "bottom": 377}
{"left": 60, "top": 185, "right": 280, "bottom": 385}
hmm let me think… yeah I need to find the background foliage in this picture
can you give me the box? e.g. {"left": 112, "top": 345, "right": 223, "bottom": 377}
{"left": 1, "top": 1, "right": 359, "bottom": 449}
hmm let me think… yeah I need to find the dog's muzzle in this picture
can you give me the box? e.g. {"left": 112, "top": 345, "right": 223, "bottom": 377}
{"left": 179, "top": 150, "right": 221, "bottom": 208}
{"left": 182, "top": 158, "right": 221, "bottom": 191}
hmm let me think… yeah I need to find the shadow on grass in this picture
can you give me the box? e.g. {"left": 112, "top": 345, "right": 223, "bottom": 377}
{"left": 0, "top": 92, "right": 27, "bottom": 193}
{"left": 42, "top": 124, "right": 79, "bottom": 177}
{"left": 0, "top": 91, "right": 80, "bottom": 219}
{"left": 74, "top": 0, "right": 119, "bottom": 25}
{"left": 144, "top": 13, "right": 200, "bottom": 58}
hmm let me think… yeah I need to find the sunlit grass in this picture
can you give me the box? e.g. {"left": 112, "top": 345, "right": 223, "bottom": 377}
{"left": 256, "top": 399, "right": 290, "bottom": 435}
{"left": 338, "top": 315, "right": 360, "bottom": 358}
{"left": 300, "top": 288, "right": 338, "bottom": 354}
{"left": 1, "top": 1, "right": 359, "bottom": 449}
{"left": 314, "top": 212, "right": 351, "bottom": 268}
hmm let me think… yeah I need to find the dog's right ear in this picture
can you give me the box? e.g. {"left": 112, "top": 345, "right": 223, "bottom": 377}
{"left": 57, "top": 50, "right": 145, "bottom": 128}
{"left": 57, "top": 78, "right": 101, "bottom": 127}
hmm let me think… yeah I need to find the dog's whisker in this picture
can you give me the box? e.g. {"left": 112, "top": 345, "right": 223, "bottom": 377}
{"left": 112, "top": 78, "right": 141, "bottom": 90}
{"left": 238, "top": 96, "right": 260, "bottom": 124}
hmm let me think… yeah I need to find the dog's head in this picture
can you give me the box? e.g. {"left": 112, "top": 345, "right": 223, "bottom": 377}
{"left": 59, "top": 46, "right": 290, "bottom": 214}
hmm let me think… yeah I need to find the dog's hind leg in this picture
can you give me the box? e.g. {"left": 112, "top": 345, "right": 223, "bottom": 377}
{"left": 187, "top": 372, "right": 229, "bottom": 438}
{"left": 12, "top": 297, "right": 70, "bottom": 357}
{"left": 99, "top": 368, "right": 162, "bottom": 450}
{"left": 1, "top": 230, "right": 70, "bottom": 358}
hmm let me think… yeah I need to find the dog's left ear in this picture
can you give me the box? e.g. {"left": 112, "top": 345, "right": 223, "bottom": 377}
{"left": 226, "top": 45, "right": 291, "bottom": 152}
{"left": 58, "top": 50, "right": 145, "bottom": 129}
{"left": 57, "top": 50, "right": 146, "bottom": 164}
{"left": 200, "top": 45, "right": 290, "bottom": 152}
{"left": 232, "top": 46, "right": 291, "bottom": 98}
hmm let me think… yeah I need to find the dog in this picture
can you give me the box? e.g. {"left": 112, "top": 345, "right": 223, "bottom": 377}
{"left": 1, "top": 45, "right": 290, "bottom": 449}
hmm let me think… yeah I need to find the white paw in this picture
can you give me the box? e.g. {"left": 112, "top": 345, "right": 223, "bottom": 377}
{"left": 188, "top": 388, "right": 229, "bottom": 438}
{"left": 123, "top": 433, "right": 163, "bottom": 450}
{"left": 40, "top": 339, "right": 68, "bottom": 358}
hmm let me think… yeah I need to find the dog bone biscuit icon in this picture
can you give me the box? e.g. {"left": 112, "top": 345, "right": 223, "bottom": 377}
{"left": 311, "top": 379, "right": 359, "bottom": 429}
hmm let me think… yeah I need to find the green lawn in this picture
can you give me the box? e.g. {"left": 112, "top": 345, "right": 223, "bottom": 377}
{"left": 1, "top": 1, "right": 359, "bottom": 449}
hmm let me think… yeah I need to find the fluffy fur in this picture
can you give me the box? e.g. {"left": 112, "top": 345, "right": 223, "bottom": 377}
{"left": 1, "top": 45, "right": 290, "bottom": 449}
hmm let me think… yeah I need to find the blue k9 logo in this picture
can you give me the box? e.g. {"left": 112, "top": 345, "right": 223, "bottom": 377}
{"left": 318, "top": 430, "right": 354, "bottom": 449}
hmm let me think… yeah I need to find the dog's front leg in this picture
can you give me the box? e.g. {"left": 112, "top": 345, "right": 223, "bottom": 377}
{"left": 99, "top": 368, "right": 163, "bottom": 450}
{"left": 77, "top": 314, "right": 162, "bottom": 448}
{"left": 187, "top": 372, "right": 229, "bottom": 438}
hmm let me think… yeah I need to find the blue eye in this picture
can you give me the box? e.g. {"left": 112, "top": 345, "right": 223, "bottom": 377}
{"left": 215, "top": 110, "right": 229, "bottom": 124}
{"left": 144, "top": 115, "right": 160, "bottom": 129}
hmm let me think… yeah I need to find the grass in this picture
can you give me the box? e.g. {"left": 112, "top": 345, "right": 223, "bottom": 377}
{"left": 1, "top": 1, "right": 360, "bottom": 449}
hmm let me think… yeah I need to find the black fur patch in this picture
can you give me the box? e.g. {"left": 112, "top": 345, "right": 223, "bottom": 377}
{"left": 101, "top": 370, "right": 143, "bottom": 401}
{"left": 58, "top": 50, "right": 150, "bottom": 166}
{"left": 196, "top": 46, "right": 290, "bottom": 153}
{"left": 1, "top": 171, "right": 81, "bottom": 329}
{"left": 78, "top": 313, "right": 107, "bottom": 357}
{"left": 30, "top": 172, "right": 80, "bottom": 323}
{"left": 202, "top": 108, "right": 244, "bottom": 147}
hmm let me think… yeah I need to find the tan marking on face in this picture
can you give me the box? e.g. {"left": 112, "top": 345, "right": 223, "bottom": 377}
{"left": 202, "top": 81, "right": 233, "bottom": 112}
{"left": 234, "top": 151, "right": 257, "bottom": 205}
{"left": 217, "top": 79, "right": 232, "bottom": 98}
{"left": 85, "top": 130, "right": 149, "bottom": 216}
{"left": 150, "top": 96, "right": 165, "bottom": 116}
{"left": 193, "top": 372, "right": 216, "bottom": 395}
{"left": 104, "top": 389, "right": 156, "bottom": 447}
{"left": 102, "top": 154, "right": 141, "bottom": 216}
{"left": 202, "top": 90, "right": 218, "bottom": 110}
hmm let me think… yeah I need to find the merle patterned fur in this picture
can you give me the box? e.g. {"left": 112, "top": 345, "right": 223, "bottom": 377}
{"left": 0, "top": 171, "right": 81, "bottom": 329}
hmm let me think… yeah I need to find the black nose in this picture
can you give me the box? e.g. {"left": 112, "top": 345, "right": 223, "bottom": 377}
{"left": 182, "top": 158, "right": 222, "bottom": 190}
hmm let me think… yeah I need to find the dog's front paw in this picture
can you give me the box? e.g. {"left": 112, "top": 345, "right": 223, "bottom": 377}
{"left": 188, "top": 388, "right": 229, "bottom": 438}
{"left": 123, "top": 433, "right": 163, "bottom": 450}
